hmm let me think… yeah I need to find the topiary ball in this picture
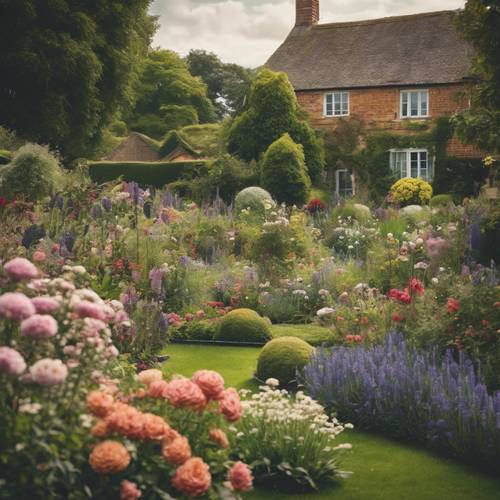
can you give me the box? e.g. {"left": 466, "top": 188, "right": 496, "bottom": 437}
{"left": 234, "top": 187, "right": 275, "bottom": 216}
{"left": 256, "top": 336, "right": 314, "bottom": 386}
{"left": 214, "top": 308, "right": 272, "bottom": 343}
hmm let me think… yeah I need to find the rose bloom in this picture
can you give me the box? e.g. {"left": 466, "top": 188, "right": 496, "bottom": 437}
{"left": 228, "top": 461, "right": 253, "bottom": 492}
{"left": 146, "top": 380, "right": 169, "bottom": 398}
{"left": 209, "top": 428, "right": 229, "bottom": 449}
{"left": 409, "top": 278, "right": 425, "bottom": 295}
{"left": 4, "top": 257, "right": 38, "bottom": 281}
{"left": 89, "top": 440, "right": 130, "bottom": 474}
{"left": 137, "top": 369, "right": 163, "bottom": 386}
{"left": 91, "top": 420, "right": 110, "bottom": 438}
{"left": 105, "top": 403, "right": 145, "bottom": 439}
{"left": 120, "top": 480, "right": 142, "bottom": 500}
{"left": 31, "top": 296, "right": 59, "bottom": 314}
{"left": 171, "top": 457, "right": 212, "bottom": 497}
{"left": 218, "top": 388, "right": 243, "bottom": 422}
{"left": 447, "top": 298, "right": 460, "bottom": 314}
{"left": 0, "top": 292, "right": 36, "bottom": 320}
{"left": 142, "top": 413, "right": 171, "bottom": 440}
{"left": 192, "top": 370, "right": 225, "bottom": 400}
{"left": 32, "top": 250, "right": 47, "bottom": 263}
{"left": 162, "top": 436, "right": 192, "bottom": 465}
{"left": 73, "top": 300, "right": 105, "bottom": 320}
{"left": 0, "top": 346, "right": 26, "bottom": 375}
{"left": 87, "top": 390, "right": 115, "bottom": 418}
{"left": 164, "top": 379, "right": 207, "bottom": 410}
{"left": 20, "top": 314, "right": 58, "bottom": 339}
{"left": 29, "top": 358, "right": 68, "bottom": 386}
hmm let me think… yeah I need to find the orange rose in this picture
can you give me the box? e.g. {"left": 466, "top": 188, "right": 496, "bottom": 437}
{"left": 142, "top": 413, "right": 170, "bottom": 440}
{"left": 164, "top": 379, "right": 207, "bottom": 410}
{"left": 89, "top": 440, "right": 130, "bottom": 474}
{"left": 146, "top": 380, "right": 169, "bottom": 398}
{"left": 209, "top": 428, "right": 229, "bottom": 449}
{"left": 218, "top": 388, "right": 243, "bottom": 422}
{"left": 91, "top": 419, "right": 110, "bottom": 437}
{"left": 228, "top": 461, "right": 253, "bottom": 491}
{"left": 171, "top": 457, "right": 211, "bottom": 497}
{"left": 86, "top": 390, "right": 114, "bottom": 418}
{"left": 105, "top": 403, "right": 144, "bottom": 439}
{"left": 192, "top": 370, "right": 225, "bottom": 400}
{"left": 162, "top": 436, "right": 192, "bottom": 465}
{"left": 120, "top": 480, "right": 142, "bottom": 500}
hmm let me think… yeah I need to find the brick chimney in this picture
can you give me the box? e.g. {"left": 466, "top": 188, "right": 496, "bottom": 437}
{"left": 296, "top": 0, "right": 319, "bottom": 27}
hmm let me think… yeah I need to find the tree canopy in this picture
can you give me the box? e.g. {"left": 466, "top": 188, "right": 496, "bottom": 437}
{"left": 228, "top": 69, "right": 325, "bottom": 181}
{"left": 0, "top": 0, "right": 156, "bottom": 158}
{"left": 127, "top": 50, "right": 216, "bottom": 139}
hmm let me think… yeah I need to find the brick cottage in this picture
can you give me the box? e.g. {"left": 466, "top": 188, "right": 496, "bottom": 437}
{"left": 267, "top": 0, "right": 482, "bottom": 196}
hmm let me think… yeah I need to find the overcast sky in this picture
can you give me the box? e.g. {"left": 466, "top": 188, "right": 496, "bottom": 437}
{"left": 150, "top": 0, "right": 465, "bottom": 68}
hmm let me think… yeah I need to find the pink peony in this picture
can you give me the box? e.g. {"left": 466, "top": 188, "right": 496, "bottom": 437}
{"left": 120, "top": 480, "right": 142, "bottom": 500}
{"left": 164, "top": 378, "right": 207, "bottom": 410}
{"left": 228, "top": 461, "right": 253, "bottom": 492}
{"left": 73, "top": 300, "right": 105, "bottom": 320}
{"left": 192, "top": 370, "right": 225, "bottom": 400}
{"left": 0, "top": 347, "right": 26, "bottom": 375}
{"left": 3, "top": 257, "right": 38, "bottom": 281}
{"left": 29, "top": 358, "right": 68, "bottom": 386}
{"left": 218, "top": 388, "right": 243, "bottom": 422}
{"left": 0, "top": 292, "right": 36, "bottom": 320}
{"left": 20, "top": 314, "right": 58, "bottom": 339}
{"left": 31, "top": 296, "right": 60, "bottom": 314}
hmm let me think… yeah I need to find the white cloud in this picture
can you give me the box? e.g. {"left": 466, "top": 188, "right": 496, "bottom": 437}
{"left": 150, "top": 0, "right": 465, "bottom": 67}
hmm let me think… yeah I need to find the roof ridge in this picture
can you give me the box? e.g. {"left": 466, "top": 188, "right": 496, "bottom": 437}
{"left": 313, "top": 9, "right": 459, "bottom": 30}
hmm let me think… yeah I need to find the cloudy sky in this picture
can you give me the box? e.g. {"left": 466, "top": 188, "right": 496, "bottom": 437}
{"left": 150, "top": 0, "right": 465, "bottom": 68}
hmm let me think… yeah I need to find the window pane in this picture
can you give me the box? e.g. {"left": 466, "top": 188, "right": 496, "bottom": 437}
{"left": 400, "top": 152, "right": 407, "bottom": 178}
{"left": 334, "top": 94, "right": 341, "bottom": 114}
{"left": 402, "top": 93, "right": 408, "bottom": 117}
{"left": 410, "top": 152, "right": 419, "bottom": 177}
{"left": 411, "top": 93, "right": 419, "bottom": 116}
{"left": 420, "top": 91, "right": 428, "bottom": 115}
{"left": 325, "top": 94, "right": 333, "bottom": 115}
{"left": 428, "top": 154, "right": 434, "bottom": 180}
{"left": 341, "top": 92, "right": 348, "bottom": 114}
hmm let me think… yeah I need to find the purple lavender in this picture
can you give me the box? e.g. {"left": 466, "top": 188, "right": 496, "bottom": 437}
{"left": 101, "top": 197, "right": 112, "bottom": 212}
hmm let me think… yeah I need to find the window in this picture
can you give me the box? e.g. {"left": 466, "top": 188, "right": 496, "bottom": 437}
{"left": 324, "top": 92, "right": 349, "bottom": 117}
{"left": 336, "top": 169, "right": 354, "bottom": 197}
{"left": 400, "top": 90, "right": 429, "bottom": 118}
{"left": 390, "top": 149, "right": 434, "bottom": 181}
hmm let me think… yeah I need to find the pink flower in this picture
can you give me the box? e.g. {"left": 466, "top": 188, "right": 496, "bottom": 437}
{"left": 120, "top": 480, "right": 142, "bottom": 500}
{"left": 147, "top": 380, "right": 170, "bottom": 398}
{"left": 31, "top": 296, "right": 59, "bottom": 314}
{"left": 32, "top": 250, "right": 47, "bottom": 263}
{"left": 0, "top": 347, "right": 26, "bottom": 375}
{"left": 0, "top": 292, "right": 36, "bottom": 320}
{"left": 29, "top": 358, "right": 68, "bottom": 386}
{"left": 409, "top": 278, "right": 424, "bottom": 295}
{"left": 73, "top": 300, "right": 105, "bottom": 320}
{"left": 228, "top": 461, "right": 253, "bottom": 492}
{"left": 164, "top": 378, "right": 207, "bottom": 410}
{"left": 192, "top": 370, "right": 225, "bottom": 400}
{"left": 21, "top": 314, "right": 58, "bottom": 339}
{"left": 3, "top": 257, "right": 38, "bottom": 281}
{"left": 171, "top": 457, "right": 212, "bottom": 497}
{"left": 218, "top": 388, "right": 243, "bottom": 422}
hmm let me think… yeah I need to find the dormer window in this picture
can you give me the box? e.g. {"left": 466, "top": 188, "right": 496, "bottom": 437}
{"left": 324, "top": 92, "right": 349, "bottom": 117}
{"left": 400, "top": 90, "right": 429, "bottom": 118}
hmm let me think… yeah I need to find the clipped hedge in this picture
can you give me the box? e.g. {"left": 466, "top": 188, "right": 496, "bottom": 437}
{"left": 88, "top": 160, "right": 210, "bottom": 188}
{"left": 0, "top": 149, "right": 13, "bottom": 165}
{"left": 214, "top": 308, "right": 272, "bottom": 343}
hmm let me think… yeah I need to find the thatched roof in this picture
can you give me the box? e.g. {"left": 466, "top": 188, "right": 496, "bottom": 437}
{"left": 266, "top": 10, "right": 475, "bottom": 91}
{"left": 105, "top": 133, "right": 160, "bottom": 162}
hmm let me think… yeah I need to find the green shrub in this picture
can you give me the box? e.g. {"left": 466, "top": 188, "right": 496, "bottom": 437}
{"left": 88, "top": 160, "right": 209, "bottom": 187}
{"left": 270, "top": 324, "right": 334, "bottom": 346}
{"left": 0, "top": 149, "right": 12, "bottom": 165}
{"left": 234, "top": 186, "right": 275, "bottom": 216}
{"left": 109, "top": 120, "right": 128, "bottom": 137}
{"left": 0, "top": 143, "right": 63, "bottom": 201}
{"left": 214, "top": 308, "right": 272, "bottom": 343}
{"left": 261, "top": 134, "right": 311, "bottom": 206}
{"left": 429, "top": 194, "right": 454, "bottom": 207}
{"left": 173, "top": 320, "right": 218, "bottom": 341}
{"left": 257, "top": 336, "right": 314, "bottom": 385}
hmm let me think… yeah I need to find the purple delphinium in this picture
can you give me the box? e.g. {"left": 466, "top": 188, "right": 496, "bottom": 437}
{"left": 301, "top": 332, "right": 500, "bottom": 466}
{"left": 149, "top": 267, "right": 167, "bottom": 297}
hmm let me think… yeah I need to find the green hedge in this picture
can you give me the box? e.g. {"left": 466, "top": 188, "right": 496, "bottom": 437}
{"left": 88, "top": 160, "right": 210, "bottom": 187}
{"left": 0, "top": 149, "right": 13, "bottom": 165}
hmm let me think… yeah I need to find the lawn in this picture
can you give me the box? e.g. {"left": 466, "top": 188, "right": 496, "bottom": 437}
{"left": 161, "top": 344, "right": 500, "bottom": 500}
{"left": 270, "top": 324, "right": 333, "bottom": 346}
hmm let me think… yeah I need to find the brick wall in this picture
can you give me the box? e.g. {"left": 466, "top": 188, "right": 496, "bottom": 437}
{"left": 296, "top": 0, "right": 319, "bottom": 26}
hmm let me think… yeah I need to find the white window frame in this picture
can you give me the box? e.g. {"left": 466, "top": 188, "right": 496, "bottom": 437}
{"left": 389, "top": 148, "right": 434, "bottom": 181}
{"left": 324, "top": 91, "right": 349, "bottom": 117}
{"left": 335, "top": 169, "right": 355, "bottom": 197}
{"left": 400, "top": 89, "right": 429, "bottom": 119}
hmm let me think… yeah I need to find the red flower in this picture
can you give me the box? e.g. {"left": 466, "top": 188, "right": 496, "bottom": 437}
{"left": 446, "top": 298, "right": 460, "bottom": 314}
{"left": 481, "top": 319, "right": 490, "bottom": 327}
{"left": 206, "top": 301, "right": 225, "bottom": 308}
{"left": 306, "top": 198, "right": 326, "bottom": 214}
{"left": 113, "top": 259, "right": 125, "bottom": 272}
{"left": 409, "top": 278, "right": 424, "bottom": 295}
{"left": 0, "top": 197, "right": 8, "bottom": 208}
{"left": 392, "top": 313, "right": 405, "bottom": 322}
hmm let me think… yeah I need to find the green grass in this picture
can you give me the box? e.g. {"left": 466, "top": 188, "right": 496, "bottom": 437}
{"left": 161, "top": 344, "right": 500, "bottom": 500}
{"left": 271, "top": 324, "right": 333, "bottom": 346}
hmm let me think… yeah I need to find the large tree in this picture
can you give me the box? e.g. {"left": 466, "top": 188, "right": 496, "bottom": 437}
{"left": 0, "top": 0, "right": 157, "bottom": 158}
{"left": 186, "top": 49, "right": 253, "bottom": 118}
{"left": 127, "top": 50, "right": 215, "bottom": 139}
{"left": 453, "top": 0, "right": 500, "bottom": 153}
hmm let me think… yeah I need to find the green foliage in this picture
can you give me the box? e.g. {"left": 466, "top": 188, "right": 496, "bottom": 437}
{"left": 0, "top": 143, "right": 64, "bottom": 201}
{"left": 429, "top": 194, "right": 455, "bottom": 207}
{"left": 0, "top": 149, "right": 12, "bottom": 165}
{"left": 256, "top": 336, "right": 314, "bottom": 385}
{"left": 88, "top": 160, "right": 209, "bottom": 187}
{"left": 271, "top": 324, "right": 333, "bottom": 346}
{"left": 390, "top": 178, "right": 433, "bottom": 206}
{"left": 228, "top": 69, "right": 325, "bottom": 181}
{"left": 214, "top": 308, "right": 272, "bottom": 343}
{"left": 234, "top": 186, "right": 275, "bottom": 216}
{"left": 261, "top": 134, "right": 311, "bottom": 205}
{"left": 127, "top": 50, "right": 215, "bottom": 139}
{"left": 186, "top": 49, "right": 253, "bottom": 118}
{"left": 0, "top": 0, "right": 156, "bottom": 158}
{"left": 160, "top": 130, "right": 199, "bottom": 159}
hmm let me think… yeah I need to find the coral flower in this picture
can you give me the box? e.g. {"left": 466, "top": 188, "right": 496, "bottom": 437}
{"left": 209, "top": 428, "right": 229, "bottom": 449}
{"left": 142, "top": 413, "right": 171, "bottom": 440}
{"left": 162, "top": 436, "right": 192, "bottom": 465}
{"left": 192, "top": 370, "right": 225, "bottom": 400}
{"left": 409, "top": 278, "right": 425, "bottom": 295}
{"left": 32, "top": 250, "right": 47, "bottom": 263}
{"left": 164, "top": 379, "right": 207, "bottom": 410}
{"left": 228, "top": 461, "right": 253, "bottom": 492}
{"left": 146, "top": 380, "right": 169, "bottom": 398}
{"left": 137, "top": 368, "right": 163, "bottom": 386}
{"left": 120, "top": 480, "right": 142, "bottom": 500}
{"left": 447, "top": 298, "right": 460, "bottom": 314}
{"left": 89, "top": 440, "right": 130, "bottom": 474}
{"left": 91, "top": 420, "right": 110, "bottom": 437}
{"left": 0, "top": 292, "right": 36, "bottom": 320}
{"left": 3, "top": 257, "right": 38, "bottom": 281}
{"left": 218, "top": 388, "right": 243, "bottom": 422}
{"left": 171, "top": 457, "right": 211, "bottom": 497}
{"left": 87, "top": 391, "right": 115, "bottom": 418}
{"left": 20, "top": 314, "right": 58, "bottom": 339}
